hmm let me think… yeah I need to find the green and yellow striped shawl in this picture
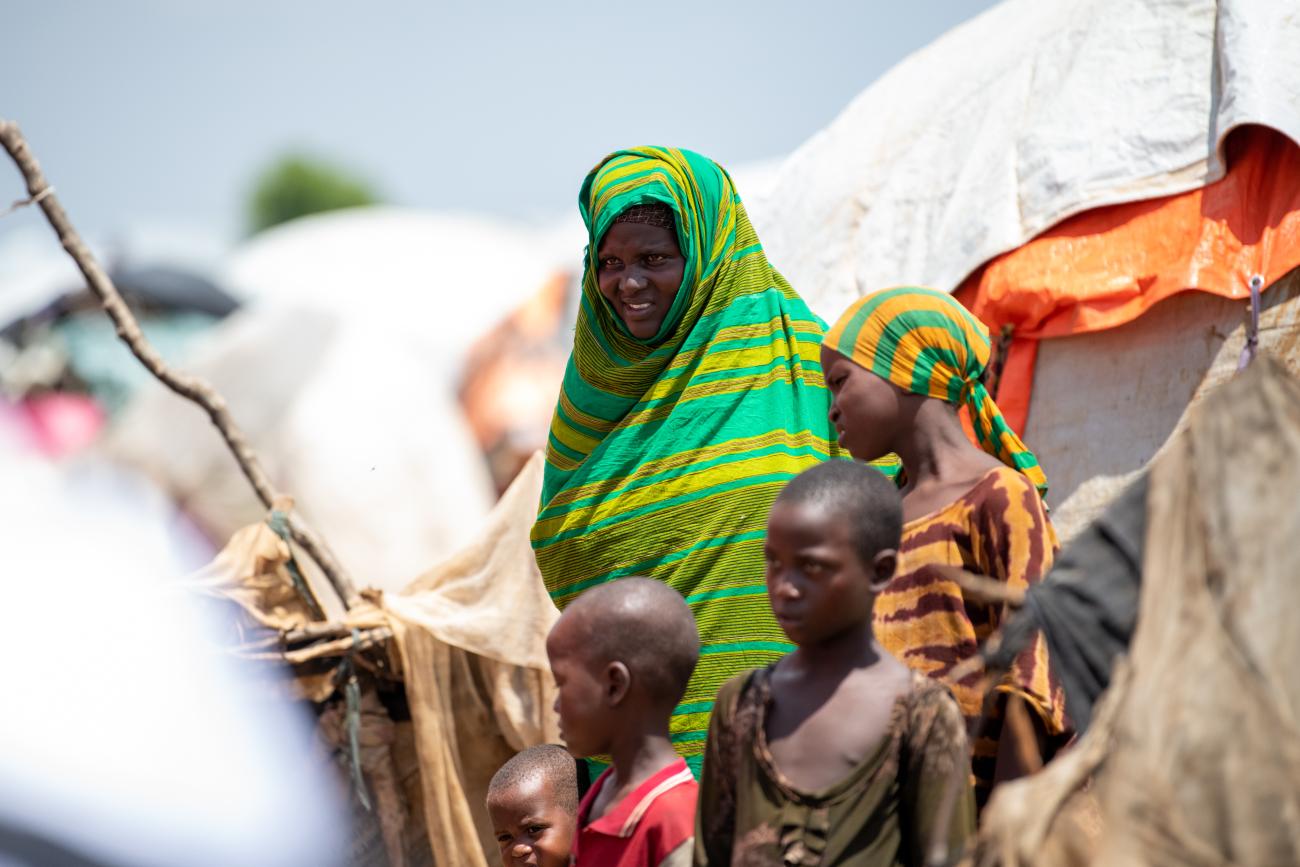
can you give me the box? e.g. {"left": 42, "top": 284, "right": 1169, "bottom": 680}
{"left": 530, "top": 147, "right": 841, "bottom": 773}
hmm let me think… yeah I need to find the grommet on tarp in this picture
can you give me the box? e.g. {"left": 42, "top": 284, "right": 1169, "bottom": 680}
{"left": 1237, "top": 274, "right": 1264, "bottom": 371}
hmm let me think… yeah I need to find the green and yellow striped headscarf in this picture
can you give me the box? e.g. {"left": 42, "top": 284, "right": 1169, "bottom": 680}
{"left": 825, "top": 287, "right": 1048, "bottom": 497}
{"left": 532, "top": 147, "right": 844, "bottom": 774}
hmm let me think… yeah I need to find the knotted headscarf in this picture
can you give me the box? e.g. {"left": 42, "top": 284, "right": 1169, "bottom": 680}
{"left": 824, "top": 286, "right": 1048, "bottom": 497}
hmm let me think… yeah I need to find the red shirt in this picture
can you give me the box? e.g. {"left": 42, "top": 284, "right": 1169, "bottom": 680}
{"left": 572, "top": 758, "right": 697, "bottom": 867}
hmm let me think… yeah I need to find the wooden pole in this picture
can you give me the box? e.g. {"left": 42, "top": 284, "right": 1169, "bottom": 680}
{"left": 0, "top": 118, "right": 358, "bottom": 607}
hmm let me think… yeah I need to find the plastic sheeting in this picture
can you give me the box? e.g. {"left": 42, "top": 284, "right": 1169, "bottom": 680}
{"left": 956, "top": 126, "right": 1300, "bottom": 340}
{"left": 956, "top": 126, "right": 1300, "bottom": 438}
{"left": 755, "top": 0, "right": 1300, "bottom": 321}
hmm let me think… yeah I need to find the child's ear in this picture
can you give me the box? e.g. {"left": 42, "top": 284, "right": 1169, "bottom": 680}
{"left": 605, "top": 661, "right": 631, "bottom": 706}
{"left": 869, "top": 549, "right": 897, "bottom": 593}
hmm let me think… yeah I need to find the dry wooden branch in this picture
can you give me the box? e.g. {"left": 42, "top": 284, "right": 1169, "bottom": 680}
{"left": 0, "top": 119, "right": 358, "bottom": 607}
{"left": 236, "top": 626, "right": 394, "bottom": 664}
{"left": 934, "top": 564, "right": 1026, "bottom": 608}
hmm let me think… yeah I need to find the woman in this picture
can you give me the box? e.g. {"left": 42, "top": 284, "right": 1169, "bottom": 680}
{"left": 820, "top": 287, "right": 1067, "bottom": 807}
{"left": 531, "top": 147, "right": 847, "bottom": 776}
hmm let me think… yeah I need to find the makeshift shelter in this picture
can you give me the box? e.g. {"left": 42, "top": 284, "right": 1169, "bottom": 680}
{"left": 758, "top": 0, "right": 1300, "bottom": 534}
{"left": 224, "top": 206, "right": 573, "bottom": 371}
{"left": 104, "top": 305, "right": 495, "bottom": 595}
{"left": 192, "top": 451, "right": 560, "bottom": 867}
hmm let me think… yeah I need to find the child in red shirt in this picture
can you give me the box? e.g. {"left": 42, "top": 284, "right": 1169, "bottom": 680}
{"left": 545, "top": 577, "right": 701, "bottom": 867}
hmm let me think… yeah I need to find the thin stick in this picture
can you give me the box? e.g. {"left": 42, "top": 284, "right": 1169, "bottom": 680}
{"left": 934, "top": 564, "right": 1026, "bottom": 608}
{"left": 237, "top": 626, "right": 394, "bottom": 664}
{"left": 0, "top": 119, "right": 358, "bottom": 607}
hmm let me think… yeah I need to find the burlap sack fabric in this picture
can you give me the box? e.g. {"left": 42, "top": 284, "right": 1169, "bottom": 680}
{"left": 972, "top": 356, "right": 1300, "bottom": 866}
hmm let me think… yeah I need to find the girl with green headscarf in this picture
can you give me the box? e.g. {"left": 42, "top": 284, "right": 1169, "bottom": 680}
{"left": 530, "top": 147, "right": 845, "bottom": 776}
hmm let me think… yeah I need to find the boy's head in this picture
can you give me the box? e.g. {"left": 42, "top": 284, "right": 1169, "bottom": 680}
{"left": 764, "top": 461, "right": 902, "bottom": 646}
{"left": 545, "top": 577, "right": 700, "bottom": 759}
{"left": 485, "top": 744, "right": 578, "bottom": 867}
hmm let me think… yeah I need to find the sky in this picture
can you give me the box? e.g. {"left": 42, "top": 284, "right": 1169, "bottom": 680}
{"left": 2, "top": 1, "right": 1000, "bottom": 244}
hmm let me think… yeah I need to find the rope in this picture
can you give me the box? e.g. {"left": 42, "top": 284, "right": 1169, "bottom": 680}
{"left": 267, "top": 509, "right": 326, "bottom": 621}
{"left": 342, "top": 629, "right": 372, "bottom": 812}
{"left": 0, "top": 185, "right": 54, "bottom": 219}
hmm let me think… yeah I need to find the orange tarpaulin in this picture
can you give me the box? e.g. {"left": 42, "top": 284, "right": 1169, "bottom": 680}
{"left": 955, "top": 125, "right": 1300, "bottom": 434}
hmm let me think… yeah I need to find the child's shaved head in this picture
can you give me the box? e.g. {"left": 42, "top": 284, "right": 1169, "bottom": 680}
{"left": 486, "top": 744, "right": 577, "bottom": 867}
{"left": 776, "top": 460, "right": 902, "bottom": 563}
{"left": 487, "top": 744, "right": 579, "bottom": 812}
{"left": 561, "top": 577, "right": 700, "bottom": 708}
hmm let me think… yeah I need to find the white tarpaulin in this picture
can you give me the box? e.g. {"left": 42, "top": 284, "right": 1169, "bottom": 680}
{"left": 224, "top": 206, "right": 575, "bottom": 369}
{"left": 104, "top": 306, "right": 495, "bottom": 596}
{"left": 755, "top": 0, "right": 1300, "bottom": 319}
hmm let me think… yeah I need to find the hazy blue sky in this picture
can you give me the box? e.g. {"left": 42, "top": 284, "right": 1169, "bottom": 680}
{"left": 3, "top": 1, "right": 998, "bottom": 240}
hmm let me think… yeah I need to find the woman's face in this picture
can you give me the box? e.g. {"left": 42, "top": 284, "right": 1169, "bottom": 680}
{"left": 596, "top": 221, "right": 685, "bottom": 340}
{"left": 821, "top": 345, "right": 902, "bottom": 461}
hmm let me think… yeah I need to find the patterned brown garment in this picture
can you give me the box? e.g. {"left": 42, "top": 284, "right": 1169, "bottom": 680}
{"left": 876, "top": 466, "right": 1068, "bottom": 806}
{"left": 694, "top": 668, "right": 975, "bottom": 866}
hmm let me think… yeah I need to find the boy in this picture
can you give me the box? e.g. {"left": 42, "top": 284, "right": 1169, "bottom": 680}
{"left": 486, "top": 744, "right": 579, "bottom": 867}
{"left": 546, "top": 577, "right": 701, "bottom": 867}
{"left": 695, "top": 461, "right": 976, "bottom": 866}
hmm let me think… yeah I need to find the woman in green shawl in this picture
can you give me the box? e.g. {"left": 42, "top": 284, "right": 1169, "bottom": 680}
{"left": 531, "top": 147, "right": 845, "bottom": 775}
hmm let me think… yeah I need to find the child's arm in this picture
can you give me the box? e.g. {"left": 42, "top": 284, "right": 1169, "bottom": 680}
{"left": 693, "top": 678, "right": 743, "bottom": 866}
{"left": 901, "top": 685, "right": 976, "bottom": 866}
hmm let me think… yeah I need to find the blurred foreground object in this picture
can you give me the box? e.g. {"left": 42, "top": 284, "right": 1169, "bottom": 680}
{"left": 0, "top": 438, "right": 345, "bottom": 867}
{"left": 970, "top": 356, "right": 1300, "bottom": 866}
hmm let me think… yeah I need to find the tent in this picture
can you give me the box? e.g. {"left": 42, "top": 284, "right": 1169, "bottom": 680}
{"left": 104, "top": 305, "right": 495, "bottom": 596}
{"left": 758, "top": 0, "right": 1300, "bottom": 536}
{"left": 223, "top": 206, "right": 574, "bottom": 370}
{"left": 756, "top": 0, "right": 1300, "bottom": 316}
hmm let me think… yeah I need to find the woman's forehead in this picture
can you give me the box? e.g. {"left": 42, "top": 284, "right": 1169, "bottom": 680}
{"left": 596, "top": 220, "right": 679, "bottom": 253}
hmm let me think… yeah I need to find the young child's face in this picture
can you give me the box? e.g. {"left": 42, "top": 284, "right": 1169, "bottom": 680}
{"left": 764, "top": 496, "right": 883, "bottom": 645}
{"left": 821, "top": 346, "right": 903, "bottom": 462}
{"left": 487, "top": 774, "right": 575, "bottom": 867}
{"left": 546, "top": 613, "right": 617, "bottom": 758}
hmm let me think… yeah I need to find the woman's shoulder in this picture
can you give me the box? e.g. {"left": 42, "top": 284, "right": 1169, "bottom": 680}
{"left": 972, "top": 465, "right": 1051, "bottom": 519}
{"left": 902, "top": 463, "right": 1007, "bottom": 531}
